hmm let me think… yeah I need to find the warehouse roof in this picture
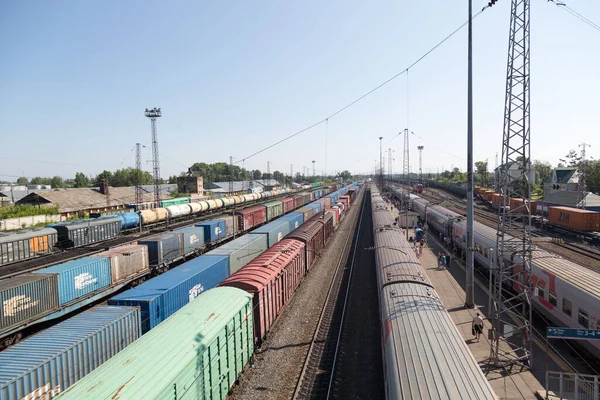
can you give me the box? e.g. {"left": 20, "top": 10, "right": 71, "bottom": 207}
{"left": 543, "top": 190, "right": 600, "bottom": 208}
{"left": 553, "top": 167, "right": 578, "bottom": 184}
{"left": 206, "top": 179, "right": 281, "bottom": 193}
{"left": 16, "top": 187, "right": 170, "bottom": 213}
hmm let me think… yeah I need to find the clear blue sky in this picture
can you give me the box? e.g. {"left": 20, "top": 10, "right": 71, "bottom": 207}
{"left": 0, "top": 1, "right": 598, "bottom": 181}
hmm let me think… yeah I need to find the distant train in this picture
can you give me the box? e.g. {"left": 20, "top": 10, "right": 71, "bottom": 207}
{"left": 0, "top": 184, "right": 362, "bottom": 400}
{"left": 0, "top": 184, "right": 329, "bottom": 267}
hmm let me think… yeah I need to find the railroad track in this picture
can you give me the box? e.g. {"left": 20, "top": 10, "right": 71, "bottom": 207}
{"left": 293, "top": 189, "right": 365, "bottom": 400}
{"left": 0, "top": 193, "right": 306, "bottom": 279}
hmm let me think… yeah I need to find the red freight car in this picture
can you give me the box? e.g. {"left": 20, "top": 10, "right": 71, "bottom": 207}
{"left": 281, "top": 197, "right": 295, "bottom": 214}
{"left": 340, "top": 195, "right": 351, "bottom": 207}
{"left": 286, "top": 221, "right": 324, "bottom": 271}
{"left": 235, "top": 205, "right": 267, "bottom": 231}
{"left": 219, "top": 239, "right": 306, "bottom": 343}
{"left": 309, "top": 212, "right": 334, "bottom": 244}
{"left": 293, "top": 195, "right": 303, "bottom": 209}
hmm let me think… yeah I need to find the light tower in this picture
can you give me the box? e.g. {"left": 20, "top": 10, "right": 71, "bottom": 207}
{"left": 578, "top": 143, "right": 590, "bottom": 209}
{"left": 417, "top": 146, "right": 424, "bottom": 183}
{"left": 491, "top": 0, "right": 533, "bottom": 368}
{"left": 312, "top": 160, "right": 315, "bottom": 178}
{"left": 145, "top": 107, "right": 162, "bottom": 207}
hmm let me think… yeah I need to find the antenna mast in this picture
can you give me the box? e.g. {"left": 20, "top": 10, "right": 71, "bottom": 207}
{"left": 145, "top": 107, "right": 162, "bottom": 207}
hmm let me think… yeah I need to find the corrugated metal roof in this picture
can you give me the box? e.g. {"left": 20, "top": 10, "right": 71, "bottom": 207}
{"left": 56, "top": 287, "right": 253, "bottom": 399}
{"left": 206, "top": 179, "right": 282, "bottom": 193}
{"left": 16, "top": 187, "right": 172, "bottom": 213}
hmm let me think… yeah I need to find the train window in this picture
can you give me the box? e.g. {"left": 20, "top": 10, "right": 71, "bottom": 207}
{"left": 578, "top": 309, "right": 589, "bottom": 329}
{"left": 549, "top": 291, "right": 557, "bottom": 307}
{"left": 563, "top": 298, "right": 572, "bottom": 317}
{"left": 537, "top": 283, "right": 544, "bottom": 299}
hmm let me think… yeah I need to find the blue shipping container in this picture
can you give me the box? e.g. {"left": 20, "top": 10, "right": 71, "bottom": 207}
{"left": 138, "top": 233, "right": 183, "bottom": 266}
{"left": 118, "top": 212, "right": 140, "bottom": 230}
{"left": 249, "top": 219, "right": 291, "bottom": 248}
{"left": 108, "top": 255, "right": 229, "bottom": 333}
{"left": 196, "top": 219, "right": 226, "bottom": 243}
{"left": 173, "top": 226, "right": 205, "bottom": 253}
{"left": 0, "top": 306, "right": 141, "bottom": 400}
{"left": 32, "top": 258, "right": 112, "bottom": 305}
{"left": 278, "top": 213, "right": 304, "bottom": 232}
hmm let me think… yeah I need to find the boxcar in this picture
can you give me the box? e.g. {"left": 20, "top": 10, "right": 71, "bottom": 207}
{"left": 309, "top": 212, "right": 334, "bottom": 244}
{"left": 196, "top": 220, "right": 227, "bottom": 243}
{"left": 0, "top": 228, "right": 58, "bottom": 266}
{"left": 286, "top": 221, "right": 324, "bottom": 271}
{"left": 235, "top": 205, "right": 267, "bottom": 231}
{"left": 278, "top": 213, "right": 304, "bottom": 232}
{"left": 548, "top": 206, "right": 600, "bottom": 231}
{"left": 50, "top": 217, "right": 121, "bottom": 248}
{"left": 58, "top": 288, "right": 254, "bottom": 400}
{"left": 263, "top": 200, "right": 284, "bottom": 221}
{"left": 281, "top": 197, "right": 295, "bottom": 214}
{"left": 219, "top": 239, "right": 305, "bottom": 343}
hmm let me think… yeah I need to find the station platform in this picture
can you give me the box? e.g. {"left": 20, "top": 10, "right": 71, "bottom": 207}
{"left": 413, "top": 229, "right": 545, "bottom": 399}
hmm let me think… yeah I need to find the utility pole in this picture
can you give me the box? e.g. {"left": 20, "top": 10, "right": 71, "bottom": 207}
{"left": 145, "top": 107, "right": 162, "bottom": 207}
{"left": 578, "top": 143, "right": 589, "bottom": 210}
{"left": 290, "top": 164, "right": 293, "bottom": 186}
{"left": 491, "top": 0, "right": 533, "bottom": 368}
{"left": 388, "top": 148, "right": 393, "bottom": 196}
{"left": 230, "top": 156, "right": 234, "bottom": 194}
{"left": 379, "top": 137, "right": 383, "bottom": 189}
{"left": 465, "top": 0, "right": 475, "bottom": 309}
{"left": 312, "top": 160, "right": 315, "bottom": 178}
{"left": 417, "top": 146, "right": 424, "bottom": 183}
{"left": 135, "top": 143, "right": 144, "bottom": 209}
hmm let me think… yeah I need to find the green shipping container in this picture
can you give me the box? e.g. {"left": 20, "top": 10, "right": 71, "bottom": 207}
{"left": 263, "top": 200, "right": 284, "bottom": 221}
{"left": 160, "top": 197, "right": 191, "bottom": 207}
{"left": 56, "top": 287, "right": 254, "bottom": 400}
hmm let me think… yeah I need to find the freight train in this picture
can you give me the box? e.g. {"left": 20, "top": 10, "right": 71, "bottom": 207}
{"left": 0, "top": 184, "right": 326, "bottom": 267}
{"left": 409, "top": 193, "right": 600, "bottom": 362}
{"left": 0, "top": 184, "right": 356, "bottom": 349}
{"left": 371, "top": 187, "right": 496, "bottom": 399}
{"left": 0, "top": 183, "right": 362, "bottom": 400}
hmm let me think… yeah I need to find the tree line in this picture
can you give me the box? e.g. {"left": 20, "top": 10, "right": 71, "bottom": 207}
{"left": 11, "top": 163, "right": 354, "bottom": 189}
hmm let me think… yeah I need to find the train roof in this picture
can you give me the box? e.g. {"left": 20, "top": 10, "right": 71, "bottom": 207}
{"left": 0, "top": 227, "right": 57, "bottom": 243}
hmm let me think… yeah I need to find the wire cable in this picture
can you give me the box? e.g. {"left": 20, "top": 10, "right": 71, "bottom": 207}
{"left": 235, "top": 8, "right": 488, "bottom": 165}
{"left": 548, "top": 0, "right": 600, "bottom": 32}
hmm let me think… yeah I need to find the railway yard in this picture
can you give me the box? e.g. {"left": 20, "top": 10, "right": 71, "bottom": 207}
{"left": 1, "top": 181, "right": 600, "bottom": 399}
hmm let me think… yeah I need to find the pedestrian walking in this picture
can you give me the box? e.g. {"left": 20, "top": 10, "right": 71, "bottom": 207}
{"left": 446, "top": 253, "right": 452, "bottom": 268}
{"left": 441, "top": 255, "right": 447, "bottom": 269}
{"left": 419, "top": 238, "right": 425, "bottom": 247}
{"left": 472, "top": 312, "right": 484, "bottom": 342}
{"left": 437, "top": 252, "right": 442, "bottom": 268}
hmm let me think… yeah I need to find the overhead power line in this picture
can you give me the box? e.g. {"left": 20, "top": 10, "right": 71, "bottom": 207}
{"left": 548, "top": 0, "right": 600, "bottom": 33}
{"left": 235, "top": 7, "right": 489, "bottom": 165}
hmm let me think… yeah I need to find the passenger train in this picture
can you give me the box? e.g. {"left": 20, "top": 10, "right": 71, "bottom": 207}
{"left": 371, "top": 186, "right": 496, "bottom": 399}
{"left": 408, "top": 192, "right": 600, "bottom": 361}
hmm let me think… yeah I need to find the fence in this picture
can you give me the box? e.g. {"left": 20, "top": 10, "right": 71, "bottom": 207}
{"left": 546, "top": 371, "right": 600, "bottom": 400}
{"left": 0, "top": 214, "right": 61, "bottom": 230}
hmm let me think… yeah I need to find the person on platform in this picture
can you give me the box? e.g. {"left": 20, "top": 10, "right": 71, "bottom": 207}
{"left": 437, "top": 252, "right": 442, "bottom": 268}
{"left": 441, "top": 254, "right": 447, "bottom": 269}
{"left": 446, "top": 253, "right": 452, "bottom": 268}
{"left": 472, "top": 312, "right": 484, "bottom": 342}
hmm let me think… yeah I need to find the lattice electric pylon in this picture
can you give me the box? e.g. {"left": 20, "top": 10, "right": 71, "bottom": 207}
{"left": 135, "top": 143, "right": 144, "bottom": 208}
{"left": 491, "top": 0, "right": 533, "bottom": 368}
{"left": 145, "top": 108, "right": 162, "bottom": 207}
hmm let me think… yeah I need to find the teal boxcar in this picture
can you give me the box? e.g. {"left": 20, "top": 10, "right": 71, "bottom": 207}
{"left": 56, "top": 287, "right": 254, "bottom": 400}
{"left": 262, "top": 200, "right": 284, "bottom": 221}
{"left": 160, "top": 197, "right": 191, "bottom": 208}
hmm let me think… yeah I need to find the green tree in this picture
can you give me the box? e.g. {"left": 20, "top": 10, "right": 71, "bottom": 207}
{"left": 532, "top": 160, "right": 552, "bottom": 184}
{"left": 272, "top": 170, "right": 284, "bottom": 184}
{"left": 339, "top": 170, "right": 352, "bottom": 181}
{"left": 559, "top": 149, "right": 581, "bottom": 167}
{"left": 474, "top": 161, "right": 488, "bottom": 187}
{"left": 252, "top": 170, "right": 262, "bottom": 180}
{"left": 16, "top": 177, "right": 28, "bottom": 185}
{"left": 50, "top": 176, "right": 65, "bottom": 188}
{"left": 262, "top": 172, "right": 272, "bottom": 180}
{"left": 30, "top": 176, "right": 51, "bottom": 185}
{"left": 74, "top": 172, "right": 90, "bottom": 188}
